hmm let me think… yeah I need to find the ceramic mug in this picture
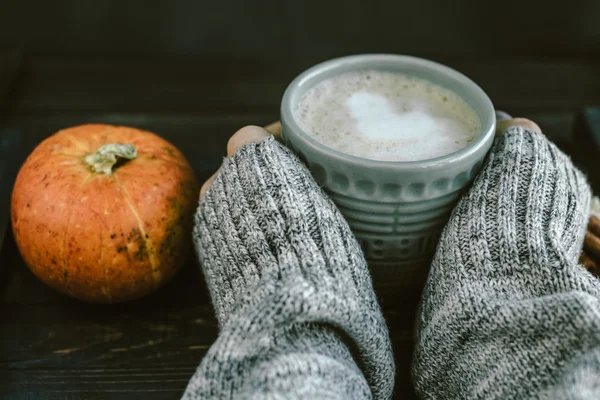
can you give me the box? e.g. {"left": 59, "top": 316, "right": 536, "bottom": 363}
{"left": 280, "top": 54, "right": 495, "bottom": 286}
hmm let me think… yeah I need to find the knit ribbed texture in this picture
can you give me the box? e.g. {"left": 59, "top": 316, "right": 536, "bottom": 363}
{"left": 413, "top": 127, "right": 600, "bottom": 399}
{"left": 184, "top": 128, "right": 600, "bottom": 399}
{"left": 183, "top": 137, "right": 394, "bottom": 399}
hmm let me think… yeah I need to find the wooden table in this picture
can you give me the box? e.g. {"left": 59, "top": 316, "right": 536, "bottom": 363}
{"left": 1, "top": 53, "right": 599, "bottom": 399}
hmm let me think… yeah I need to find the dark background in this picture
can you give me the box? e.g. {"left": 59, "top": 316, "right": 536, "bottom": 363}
{"left": 1, "top": 1, "right": 599, "bottom": 399}
{"left": 2, "top": 0, "right": 600, "bottom": 120}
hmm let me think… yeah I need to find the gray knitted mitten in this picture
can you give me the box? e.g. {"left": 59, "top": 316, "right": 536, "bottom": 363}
{"left": 413, "top": 127, "right": 600, "bottom": 399}
{"left": 183, "top": 137, "right": 394, "bottom": 399}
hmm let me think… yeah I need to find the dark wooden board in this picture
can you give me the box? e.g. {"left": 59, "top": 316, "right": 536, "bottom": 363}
{"left": 0, "top": 48, "right": 22, "bottom": 254}
{"left": 0, "top": 47, "right": 22, "bottom": 117}
{"left": 0, "top": 129, "right": 24, "bottom": 256}
{"left": 5, "top": 58, "right": 600, "bottom": 118}
{"left": 573, "top": 107, "right": 600, "bottom": 190}
{"left": 0, "top": 1, "right": 598, "bottom": 396}
{"left": 0, "top": 109, "right": 579, "bottom": 194}
{"left": 0, "top": 113, "right": 278, "bottom": 187}
{"left": 0, "top": 49, "right": 21, "bottom": 106}
{"left": 0, "top": 113, "right": 420, "bottom": 398}
{"left": 1, "top": 55, "right": 599, "bottom": 398}
{"left": 0, "top": 233, "right": 418, "bottom": 398}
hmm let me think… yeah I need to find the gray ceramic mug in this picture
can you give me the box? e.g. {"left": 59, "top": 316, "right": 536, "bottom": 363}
{"left": 280, "top": 54, "right": 495, "bottom": 287}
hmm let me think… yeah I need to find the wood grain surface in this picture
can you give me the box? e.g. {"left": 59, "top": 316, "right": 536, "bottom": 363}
{"left": 0, "top": 48, "right": 22, "bottom": 254}
{"left": 1, "top": 53, "right": 599, "bottom": 399}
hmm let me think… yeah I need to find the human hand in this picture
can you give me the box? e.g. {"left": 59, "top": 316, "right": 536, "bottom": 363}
{"left": 494, "top": 111, "right": 599, "bottom": 277}
{"left": 200, "top": 122, "right": 281, "bottom": 197}
{"left": 207, "top": 113, "right": 537, "bottom": 198}
{"left": 495, "top": 110, "right": 541, "bottom": 136}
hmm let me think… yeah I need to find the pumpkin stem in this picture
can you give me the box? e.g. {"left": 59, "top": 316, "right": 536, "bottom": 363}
{"left": 83, "top": 143, "right": 137, "bottom": 175}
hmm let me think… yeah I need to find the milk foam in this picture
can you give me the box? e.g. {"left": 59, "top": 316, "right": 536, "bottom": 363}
{"left": 293, "top": 70, "right": 482, "bottom": 162}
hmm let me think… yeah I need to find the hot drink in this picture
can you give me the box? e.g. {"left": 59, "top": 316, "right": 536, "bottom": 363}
{"left": 293, "top": 70, "right": 482, "bottom": 162}
{"left": 281, "top": 54, "right": 495, "bottom": 275}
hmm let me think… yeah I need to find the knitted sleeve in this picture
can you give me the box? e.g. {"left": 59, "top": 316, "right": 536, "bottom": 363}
{"left": 183, "top": 137, "right": 394, "bottom": 400}
{"left": 413, "top": 127, "right": 600, "bottom": 399}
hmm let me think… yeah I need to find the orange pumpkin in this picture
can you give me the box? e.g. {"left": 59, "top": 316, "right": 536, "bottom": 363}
{"left": 11, "top": 124, "right": 199, "bottom": 303}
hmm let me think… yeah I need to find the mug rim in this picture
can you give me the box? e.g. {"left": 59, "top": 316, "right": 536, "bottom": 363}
{"left": 280, "top": 53, "right": 496, "bottom": 170}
